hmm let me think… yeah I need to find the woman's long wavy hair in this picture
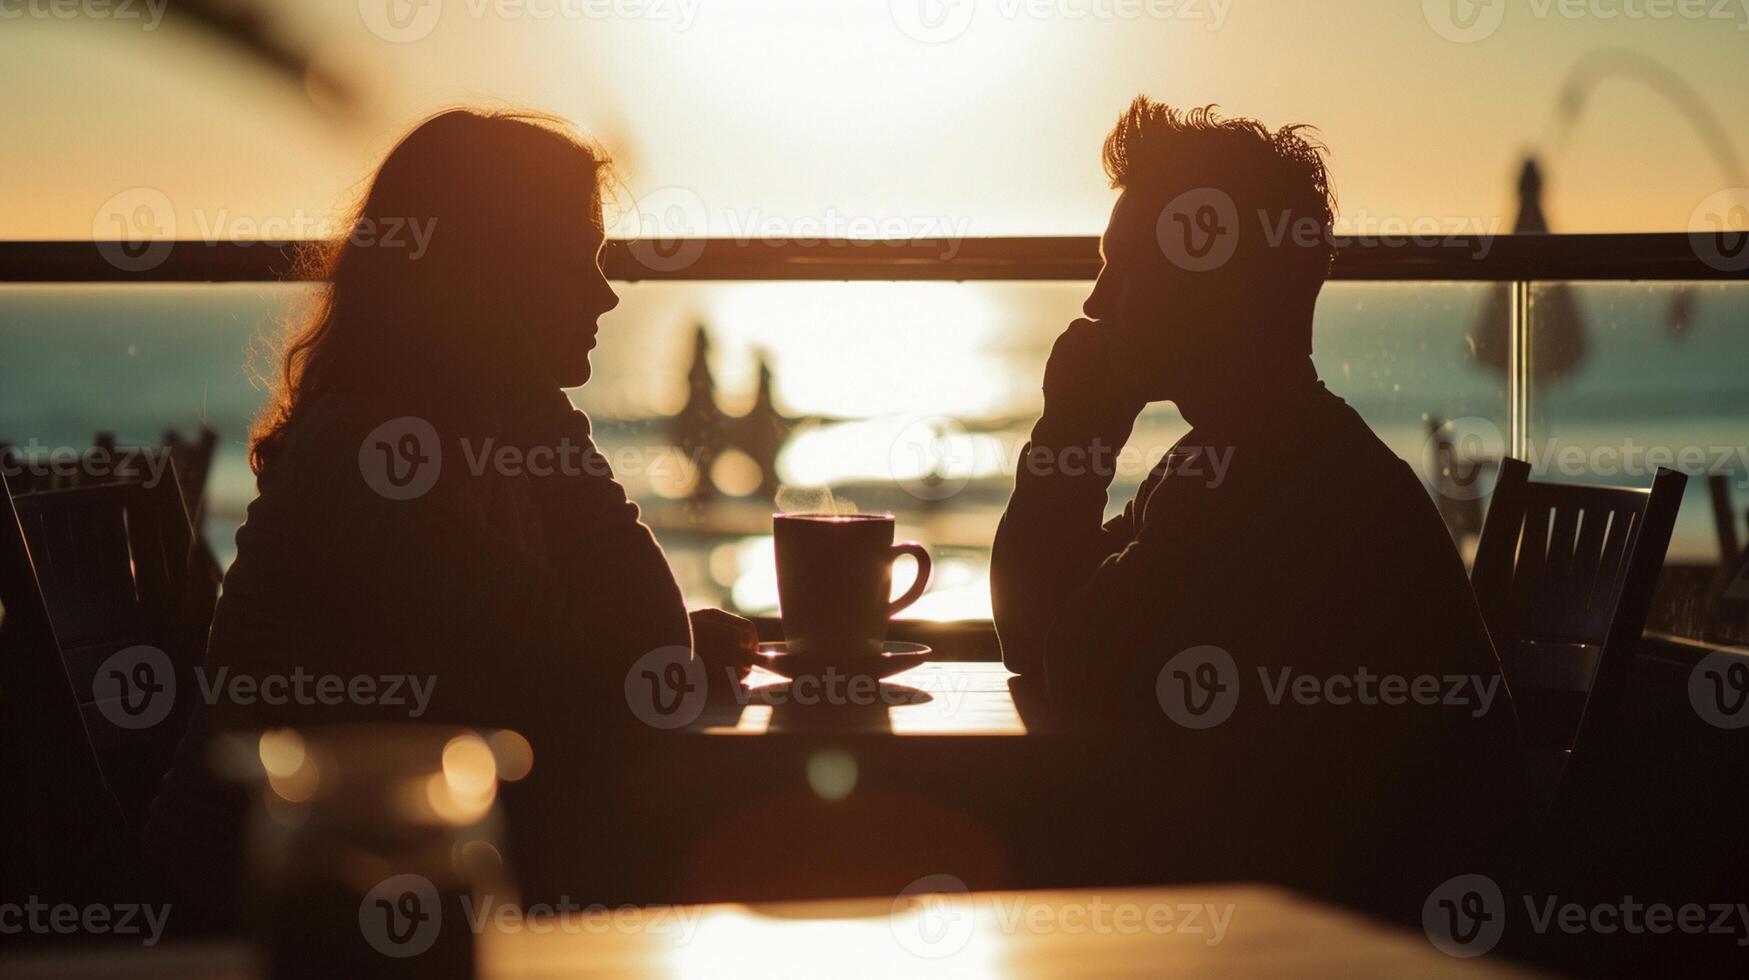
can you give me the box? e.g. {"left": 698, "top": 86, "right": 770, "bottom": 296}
{"left": 249, "top": 109, "right": 611, "bottom": 474}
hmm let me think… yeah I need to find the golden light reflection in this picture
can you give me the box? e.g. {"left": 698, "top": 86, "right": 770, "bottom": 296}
{"left": 419, "top": 733, "right": 499, "bottom": 825}
{"left": 453, "top": 838, "right": 505, "bottom": 880}
{"left": 710, "top": 448, "right": 765, "bottom": 498}
{"left": 257, "top": 729, "right": 306, "bottom": 778}
{"left": 258, "top": 730, "right": 320, "bottom": 804}
{"left": 707, "top": 283, "right": 1007, "bottom": 421}
{"left": 486, "top": 729, "right": 534, "bottom": 782}
{"left": 731, "top": 704, "right": 773, "bottom": 735}
{"left": 667, "top": 906, "right": 1001, "bottom": 980}
{"left": 804, "top": 749, "right": 858, "bottom": 802}
{"left": 778, "top": 418, "right": 1008, "bottom": 488}
{"left": 390, "top": 732, "right": 504, "bottom": 826}
{"left": 728, "top": 536, "right": 779, "bottom": 613}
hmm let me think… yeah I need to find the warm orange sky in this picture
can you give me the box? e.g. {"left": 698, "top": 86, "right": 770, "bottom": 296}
{"left": 3, "top": 0, "right": 1746, "bottom": 239}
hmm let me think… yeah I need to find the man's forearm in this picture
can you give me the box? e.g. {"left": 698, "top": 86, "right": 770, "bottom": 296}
{"left": 991, "top": 410, "right": 1137, "bottom": 676}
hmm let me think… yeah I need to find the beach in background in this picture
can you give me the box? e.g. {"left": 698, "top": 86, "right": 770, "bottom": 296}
{"left": 3, "top": 279, "right": 1744, "bottom": 620}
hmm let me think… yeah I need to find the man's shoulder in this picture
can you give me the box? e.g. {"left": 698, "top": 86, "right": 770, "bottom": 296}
{"left": 1137, "top": 387, "right": 1438, "bottom": 532}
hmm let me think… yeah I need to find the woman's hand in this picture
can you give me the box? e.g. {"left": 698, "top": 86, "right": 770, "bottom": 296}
{"left": 689, "top": 608, "right": 759, "bottom": 683}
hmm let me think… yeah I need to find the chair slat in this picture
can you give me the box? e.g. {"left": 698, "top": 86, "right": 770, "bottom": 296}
{"left": 1537, "top": 504, "right": 1583, "bottom": 637}
{"left": 1509, "top": 502, "right": 1553, "bottom": 634}
{"left": 1587, "top": 507, "right": 1639, "bottom": 639}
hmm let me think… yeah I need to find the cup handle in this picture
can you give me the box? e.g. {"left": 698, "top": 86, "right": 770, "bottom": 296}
{"left": 887, "top": 542, "right": 932, "bottom": 617}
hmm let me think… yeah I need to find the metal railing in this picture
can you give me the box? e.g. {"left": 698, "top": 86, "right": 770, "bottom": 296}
{"left": 0, "top": 231, "right": 1741, "bottom": 282}
{"left": 2, "top": 232, "right": 1746, "bottom": 459}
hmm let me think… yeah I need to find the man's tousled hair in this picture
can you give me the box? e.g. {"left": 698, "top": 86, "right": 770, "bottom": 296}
{"left": 1103, "top": 97, "right": 1337, "bottom": 282}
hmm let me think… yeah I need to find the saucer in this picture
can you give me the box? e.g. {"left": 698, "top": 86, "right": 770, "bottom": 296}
{"left": 752, "top": 641, "right": 933, "bottom": 680}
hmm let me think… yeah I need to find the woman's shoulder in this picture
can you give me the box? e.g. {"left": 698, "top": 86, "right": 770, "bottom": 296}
{"left": 258, "top": 396, "right": 478, "bottom": 518}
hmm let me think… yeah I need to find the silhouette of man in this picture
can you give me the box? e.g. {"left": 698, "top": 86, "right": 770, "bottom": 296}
{"left": 992, "top": 98, "right": 1514, "bottom": 755}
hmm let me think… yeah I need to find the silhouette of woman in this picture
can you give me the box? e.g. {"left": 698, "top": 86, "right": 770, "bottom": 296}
{"left": 144, "top": 109, "right": 754, "bottom": 918}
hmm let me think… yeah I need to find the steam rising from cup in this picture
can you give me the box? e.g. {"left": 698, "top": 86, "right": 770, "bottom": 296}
{"left": 775, "top": 485, "right": 859, "bottom": 517}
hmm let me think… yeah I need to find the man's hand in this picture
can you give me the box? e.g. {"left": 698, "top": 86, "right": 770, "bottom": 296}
{"left": 689, "top": 607, "right": 758, "bottom": 683}
{"left": 1042, "top": 318, "right": 1148, "bottom": 432}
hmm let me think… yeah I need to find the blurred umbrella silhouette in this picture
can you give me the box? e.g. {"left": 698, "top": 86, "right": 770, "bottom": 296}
{"left": 731, "top": 355, "right": 799, "bottom": 501}
{"left": 158, "top": 0, "right": 359, "bottom": 111}
{"left": 1471, "top": 157, "right": 1586, "bottom": 385}
{"left": 1473, "top": 50, "right": 1746, "bottom": 386}
{"left": 671, "top": 326, "right": 730, "bottom": 503}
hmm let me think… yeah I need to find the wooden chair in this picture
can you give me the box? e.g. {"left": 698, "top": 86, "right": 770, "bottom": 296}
{"left": 0, "top": 466, "right": 206, "bottom": 898}
{"left": 1470, "top": 458, "right": 1687, "bottom": 804}
{"left": 162, "top": 426, "right": 220, "bottom": 528}
{"left": 3, "top": 429, "right": 226, "bottom": 609}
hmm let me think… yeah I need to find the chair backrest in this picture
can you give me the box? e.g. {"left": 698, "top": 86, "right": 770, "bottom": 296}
{"left": 2, "top": 469, "right": 202, "bottom": 832}
{"left": 0, "top": 429, "right": 217, "bottom": 507}
{"left": 0, "top": 472, "right": 128, "bottom": 902}
{"left": 162, "top": 425, "right": 219, "bottom": 527}
{"left": 1471, "top": 458, "right": 1687, "bottom": 762}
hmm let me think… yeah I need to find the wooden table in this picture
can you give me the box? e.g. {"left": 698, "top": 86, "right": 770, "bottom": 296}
{"left": 0, "top": 884, "right": 1538, "bottom": 978}
{"left": 685, "top": 661, "right": 1032, "bottom": 736}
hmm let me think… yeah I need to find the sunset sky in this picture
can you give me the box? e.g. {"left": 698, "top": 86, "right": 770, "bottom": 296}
{"left": 4, "top": 0, "right": 1746, "bottom": 241}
